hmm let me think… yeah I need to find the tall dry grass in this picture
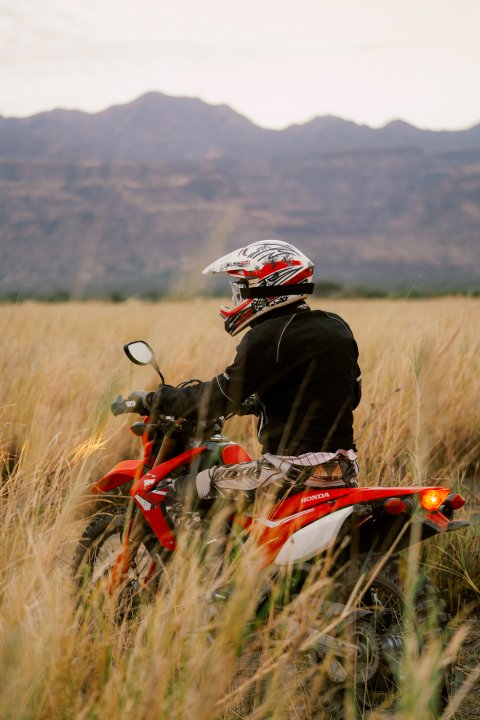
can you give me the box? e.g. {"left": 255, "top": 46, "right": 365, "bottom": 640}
{"left": 0, "top": 298, "right": 479, "bottom": 719}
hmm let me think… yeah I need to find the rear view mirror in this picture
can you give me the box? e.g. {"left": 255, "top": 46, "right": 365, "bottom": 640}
{"left": 123, "top": 340, "right": 165, "bottom": 384}
{"left": 124, "top": 341, "right": 154, "bottom": 366}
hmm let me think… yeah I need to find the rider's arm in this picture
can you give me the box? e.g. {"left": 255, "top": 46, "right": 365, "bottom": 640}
{"left": 151, "top": 328, "right": 270, "bottom": 420}
{"left": 353, "top": 371, "right": 361, "bottom": 409}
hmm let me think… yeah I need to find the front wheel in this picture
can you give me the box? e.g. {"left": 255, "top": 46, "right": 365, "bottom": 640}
{"left": 72, "top": 510, "right": 166, "bottom": 619}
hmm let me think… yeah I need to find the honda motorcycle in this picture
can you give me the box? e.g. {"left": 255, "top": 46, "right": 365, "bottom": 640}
{"left": 73, "top": 340, "right": 469, "bottom": 715}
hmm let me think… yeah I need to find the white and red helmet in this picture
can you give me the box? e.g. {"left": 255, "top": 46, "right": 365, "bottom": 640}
{"left": 202, "top": 239, "right": 315, "bottom": 336}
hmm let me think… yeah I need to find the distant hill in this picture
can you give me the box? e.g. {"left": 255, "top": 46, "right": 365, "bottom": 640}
{"left": 1, "top": 93, "right": 480, "bottom": 162}
{"left": 1, "top": 93, "right": 479, "bottom": 296}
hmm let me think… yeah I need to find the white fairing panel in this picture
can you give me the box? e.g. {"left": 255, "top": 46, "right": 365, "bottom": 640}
{"left": 274, "top": 507, "right": 353, "bottom": 566}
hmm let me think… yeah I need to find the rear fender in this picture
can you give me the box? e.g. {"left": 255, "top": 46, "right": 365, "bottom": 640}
{"left": 345, "top": 509, "right": 470, "bottom": 559}
{"left": 422, "top": 512, "right": 470, "bottom": 536}
{"left": 265, "top": 484, "right": 470, "bottom": 565}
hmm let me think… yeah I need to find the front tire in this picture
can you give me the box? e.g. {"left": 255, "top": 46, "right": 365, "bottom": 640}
{"left": 73, "top": 511, "right": 164, "bottom": 619}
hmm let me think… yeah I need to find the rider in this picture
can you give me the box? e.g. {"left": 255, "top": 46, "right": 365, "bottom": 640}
{"left": 146, "top": 239, "right": 361, "bottom": 501}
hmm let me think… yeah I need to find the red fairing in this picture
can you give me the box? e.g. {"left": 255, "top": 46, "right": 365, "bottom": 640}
{"left": 131, "top": 446, "right": 207, "bottom": 497}
{"left": 253, "top": 485, "right": 451, "bottom": 565}
{"left": 222, "top": 444, "right": 253, "bottom": 465}
{"left": 257, "top": 503, "right": 331, "bottom": 564}
{"left": 267, "top": 485, "right": 446, "bottom": 521}
{"left": 92, "top": 460, "right": 142, "bottom": 494}
{"left": 130, "top": 446, "right": 209, "bottom": 549}
{"left": 134, "top": 501, "right": 177, "bottom": 551}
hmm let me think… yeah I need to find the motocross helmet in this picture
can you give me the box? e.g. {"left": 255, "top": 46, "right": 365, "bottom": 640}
{"left": 202, "top": 239, "right": 315, "bottom": 336}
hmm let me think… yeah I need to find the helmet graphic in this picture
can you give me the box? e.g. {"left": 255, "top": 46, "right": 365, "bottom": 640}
{"left": 202, "top": 239, "right": 314, "bottom": 335}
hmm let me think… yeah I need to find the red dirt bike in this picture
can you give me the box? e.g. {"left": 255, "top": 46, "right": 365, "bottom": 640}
{"left": 73, "top": 340, "right": 469, "bottom": 714}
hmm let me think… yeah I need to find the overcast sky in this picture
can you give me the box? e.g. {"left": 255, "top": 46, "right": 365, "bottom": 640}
{"left": 1, "top": 0, "right": 478, "bottom": 129}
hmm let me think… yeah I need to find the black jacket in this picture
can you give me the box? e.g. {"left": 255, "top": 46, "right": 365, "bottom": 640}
{"left": 157, "top": 302, "right": 361, "bottom": 455}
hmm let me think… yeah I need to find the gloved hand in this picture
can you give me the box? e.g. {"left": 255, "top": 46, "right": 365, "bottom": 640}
{"left": 237, "top": 394, "right": 261, "bottom": 417}
{"left": 111, "top": 395, "right": 128, "bottom": 416}
{"left": 148, "top": 384, "right": 177, "bottom": 414}
{"left": 126, "top": 390, "right": 153, "bottom": 415}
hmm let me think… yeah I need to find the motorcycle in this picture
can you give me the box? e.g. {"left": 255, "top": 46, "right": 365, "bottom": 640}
{"left": 73, "top": 340, "right": 469, "bottom": 715}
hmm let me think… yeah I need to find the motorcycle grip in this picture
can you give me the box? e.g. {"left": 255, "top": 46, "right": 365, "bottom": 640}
{"left": 110, "top": 395, "right": 129, "bottom": 415}
{"left": 111, "top": 394, "right": 143, "bottom": 416}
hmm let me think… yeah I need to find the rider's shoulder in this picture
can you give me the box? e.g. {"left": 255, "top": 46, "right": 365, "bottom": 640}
{"left": 311, "top": 309, "right": 355, "bottom": 336}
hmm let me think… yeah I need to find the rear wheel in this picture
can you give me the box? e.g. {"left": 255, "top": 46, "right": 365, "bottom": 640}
{"left": 312, "top": 557, "right": 449, "bottom": 718}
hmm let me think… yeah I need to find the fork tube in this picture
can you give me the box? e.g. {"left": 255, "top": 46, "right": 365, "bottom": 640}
{"left": 108, "top": 504, "right": 146, "bottom": 595}
{"left": 109, "top": 425, "right": 180, "bottom": 595}
{"left": 122, "top": 495, "right": 134, "bottom": 535}
{"left": 121, "top": 495, "right": 139, "bottom": 547}
{"left": 154, "top": 433, "right": 178, "bottom": 466}
{"left": 109, "top": 452, "right": 149, "bottom": 594}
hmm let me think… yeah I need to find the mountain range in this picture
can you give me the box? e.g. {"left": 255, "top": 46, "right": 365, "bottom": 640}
{"left": 1, "top": 92, "right": 479, "bottom": 296}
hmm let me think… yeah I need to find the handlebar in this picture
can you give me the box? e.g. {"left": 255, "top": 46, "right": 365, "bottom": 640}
{"left": 111, "top": 391, "right": 260, "bottom": 421}
{"left": 110, "top": 395, "right": 225, "bottom": 444}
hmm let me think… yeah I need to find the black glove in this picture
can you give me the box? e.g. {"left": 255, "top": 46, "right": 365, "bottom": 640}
{"left": 149, "top": 384, "right": 180, "bottom": 415}
{"left": 237, "top": 394, "right": 261, "bottom": 417}
{"left": 111, "top": 395, "right": 128, "bottom": 416}
{"left": 111, "top": 391, "right": 153, "bottom": 416}
{"left": 126, "top": 390, "right": 154, "bottom": 415}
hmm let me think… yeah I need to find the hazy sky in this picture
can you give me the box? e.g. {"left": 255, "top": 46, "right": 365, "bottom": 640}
{"left": 1, "top": 0, "right": 479, "bottom": 129}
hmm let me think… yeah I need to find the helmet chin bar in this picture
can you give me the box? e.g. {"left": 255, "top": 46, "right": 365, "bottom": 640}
{"left": 240, "top": 283, "right": 315, "bottom": 299}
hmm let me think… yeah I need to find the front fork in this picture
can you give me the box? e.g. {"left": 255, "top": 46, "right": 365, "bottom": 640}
{"left": 108, "top": 498, "right": 147, "bottom": 595}
{"left": 107, "top": 430, "right": 179, "bottom": 595}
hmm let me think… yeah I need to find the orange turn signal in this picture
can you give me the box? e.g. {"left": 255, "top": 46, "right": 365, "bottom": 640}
{"left": 421, "top": 488, "right": 450, "bottom": 512}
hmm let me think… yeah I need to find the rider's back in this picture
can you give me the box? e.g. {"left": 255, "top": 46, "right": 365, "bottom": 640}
{"left": 238, "top": 303, "right": 361, "bottom": 455}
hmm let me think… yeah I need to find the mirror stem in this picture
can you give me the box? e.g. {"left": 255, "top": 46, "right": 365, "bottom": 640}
{"left": 152, "top": 359, "right": 165, "bottom": 384}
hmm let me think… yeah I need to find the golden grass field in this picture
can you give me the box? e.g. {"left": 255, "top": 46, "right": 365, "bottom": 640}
{"left": 0, "top": 298, "right": 479, "bottom": 719}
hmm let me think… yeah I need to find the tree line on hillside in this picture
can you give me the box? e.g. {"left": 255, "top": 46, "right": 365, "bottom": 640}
{"left": 2, "top": 280, "right": 479, "bottom": 304}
